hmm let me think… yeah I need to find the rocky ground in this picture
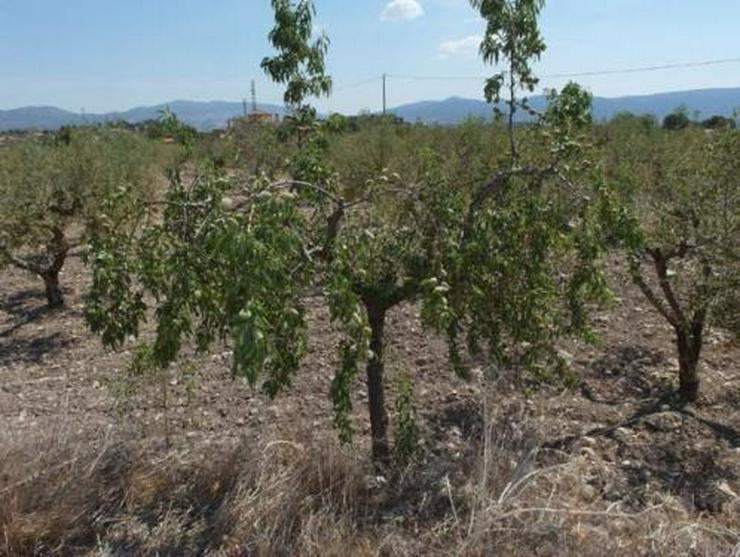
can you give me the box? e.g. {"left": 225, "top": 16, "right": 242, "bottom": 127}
{"left": 1, "top": 254, "right": 738, "bottom": 555}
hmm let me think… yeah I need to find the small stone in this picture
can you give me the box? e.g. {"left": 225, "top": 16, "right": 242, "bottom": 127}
{"left": 581, "top": 484, "right": 598, "bottom": 501}
{"left": 581, "top": 436, "right": 597, "bottom": 447}
{"left": 614, "top": 427, "right": 632, "bottom": 440}
{"left": 364, "top": 475, "right": 387, "bottom": 490}
{"left": 558, "top": 350, "right": 574, "bottom": 363}
{"left": 604, "top": 484, "right": 622, "bottom": 502}
{"left": 579, "top": 447, "right": 597, "bottom": 459}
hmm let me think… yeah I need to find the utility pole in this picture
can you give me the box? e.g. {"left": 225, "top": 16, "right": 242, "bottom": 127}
{"left": 251, "top": 80, "right": 258, "bottom": 113}
{"left": 242, "top": 98, "right": 247, "bottom": 117}
{"left": 382, "top": 73, "right": 387, "bottom": 115}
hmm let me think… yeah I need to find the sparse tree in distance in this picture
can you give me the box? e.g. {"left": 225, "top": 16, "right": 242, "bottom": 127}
{"left": 0, "top": 129, "right": 161, "bottom": 308}
{"left": 701, "top": 115, "right": 736, "bottom": 130}
{"left": 611, "top": 128, "right": 739, "bottom": 400}
{"left": 663, "top": 111, "right": 690, "bottom": 131}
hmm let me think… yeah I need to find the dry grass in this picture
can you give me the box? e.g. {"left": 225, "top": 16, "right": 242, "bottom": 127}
{"left": 447, "top": 399, "right": 739, "bottom": 556}
{"left": 2, "top": 401, "right": 737, "bottom": 557}
{"left": 1, "top": 427, "right": 372, "bottom": 556}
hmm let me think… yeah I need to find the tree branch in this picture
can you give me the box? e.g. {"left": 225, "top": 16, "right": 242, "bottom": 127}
{"left": 647, "top": 247, "right": 687, "bottom": 328}
{"left": 462, "top": 165, "right": 552, "bottom": 243}
{"left": 629, "top": 257, "right": 679, "bottom": 328}
{"left": 0, "top": 245, "right": 42, "bottom": 274}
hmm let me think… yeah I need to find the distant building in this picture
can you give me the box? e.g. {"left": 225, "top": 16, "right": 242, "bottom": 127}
{"left": 248, "top": 111, "right": 279, "bottom": 124}
{"left": 228, "top": 111, "right": 280, "bottom": 129}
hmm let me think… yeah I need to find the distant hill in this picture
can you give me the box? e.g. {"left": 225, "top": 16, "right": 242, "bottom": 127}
{"left": 0, "top": 101, "right": 285, "bottom": 132}
{"left": 0, "top": 106, "right": 90, "bottom": 131}
{"left": 391, "top": 87, "right": 740, "bottom": 124}
{"left": 1, "top": 87, "right": 738, "bottom": 131}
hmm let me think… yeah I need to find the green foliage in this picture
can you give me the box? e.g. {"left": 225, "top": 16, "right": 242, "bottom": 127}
{"left": 609, "top": 112, "right": 658, "bottom": 133}
{"left": 157, "top": 107, "right": 198, "bottom": 155}
{"left": 0, "top": 129, "right": 163, "bottom": 305}
{"left": 662, "top": 111, "right": 690, "bottom": 131}
{"left": 614, "top": 128, "right": 737, "bottom": 282}
{"left": 326, "top": 263, "right": 371, "bottom": 443}
{"left": 88, "top": 170, "right": 312, "bottom": 395}
{"left": 222, "top": 120, "right": 290, "bottom": 176}
{"left": 701, "top": 115, "right": 736, "bottom": 130}
{"left": 261, "top": 0, "right": 332, "bottom": 116}
{"left": 471, "top": 0, "right": 546, "bottom": 105}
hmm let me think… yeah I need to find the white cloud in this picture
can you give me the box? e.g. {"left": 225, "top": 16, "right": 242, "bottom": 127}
{"left": 438, "top": 34, "right": 481, "bottom": 58}
{"left": 381, "top": 0, "right": 424, "bottom": 22}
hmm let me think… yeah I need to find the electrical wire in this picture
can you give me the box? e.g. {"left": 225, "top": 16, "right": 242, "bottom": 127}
{"left": 384, "top": 57, "right": 740, "bottom": 82}
{"left": 332, "top": 75, "right": 384, "bottom": 93}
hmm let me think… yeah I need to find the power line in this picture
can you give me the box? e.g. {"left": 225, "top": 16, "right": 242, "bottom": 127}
{"left": 382, "top": 73, "right": 387, "bottom": 114}
{"left": 251, "top": 80, "right": 258, "bottom": 113}
{"left": 387, "top": 74, "right": 482, "bottom": 82}
{"left": 542, "top": 57, "right": 740, "bottom": 78}
{"left": 332, "top": 75, "right": 384, "bottom": 93}
{"left": 385, "top": 57, "right": 740, "bottom": 82}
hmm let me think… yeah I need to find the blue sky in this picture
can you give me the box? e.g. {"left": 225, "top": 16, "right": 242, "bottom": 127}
{"left": 1, "top": 0, "right": 739, "bottom": 113}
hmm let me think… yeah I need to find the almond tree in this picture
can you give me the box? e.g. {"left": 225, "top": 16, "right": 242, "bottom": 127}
{"left": 86, "top": 0, "right": 611, "bottom": 464}
{"left": 610, "top": 128, "right": 739, "bottom": 400}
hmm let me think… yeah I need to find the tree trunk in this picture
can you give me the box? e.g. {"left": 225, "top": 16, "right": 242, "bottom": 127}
{"left": 43, "top": 227, "right": 69, "bottom": 309}
{"left": 43, "top": 271, "right": 64, "bottom": 308}
{"left": 675, "top": 326, "right": 702, "bottom": 402}
{"left": 366, "top": 305, "right": 390, "bottom": 465}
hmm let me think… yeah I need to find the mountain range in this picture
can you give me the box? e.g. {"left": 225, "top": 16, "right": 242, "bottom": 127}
{"left": 1, "top": 87, "right": 738, "bottom": 131}
{"left": 391, "top": 87, "right": 740, "bottom": 125}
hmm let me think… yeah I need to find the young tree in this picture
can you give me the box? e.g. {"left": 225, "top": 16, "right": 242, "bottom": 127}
{"left": 261, "top": 0, "right": 331, "bottom": 134}
{"left": 612, "top": 129, "right": 739, "bottom": 401}
{"left": 472, "top": 0, "right": 546, "bottom": 161}
{"left": 86, "top": 0, "right": 611, "bottom": 465}
{"left": 0, "top": 129, "right": 161, "bottom": 308}
{"left": 157, "top": 107, "right": 198, "bottom": 153}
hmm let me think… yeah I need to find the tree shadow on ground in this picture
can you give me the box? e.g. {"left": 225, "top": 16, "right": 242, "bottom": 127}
{"left": 1, "top": 286, "right": 47, "bottom": 314}
{"left": 546, "top": 389, "right": 739, "bottom": 512}
{"left": 426, "top": 398, "right": 484, "bottom": 439}
{"left": 620, "top": 424, "right": 737, "bottom": 512}
{"left": 0, "top": 285, "right": 82, "bottom": 338}
{"left": 580, "top": 343, "right": 669, "bottom": 404}
{"left": 390, "top": 398, "right": 537, "bottom": 525}
{"left": 0, "top": 332, "right": 78, "bottom": 366}
{"left": 0, "top": 287, "right": 55, "bottom": 338}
